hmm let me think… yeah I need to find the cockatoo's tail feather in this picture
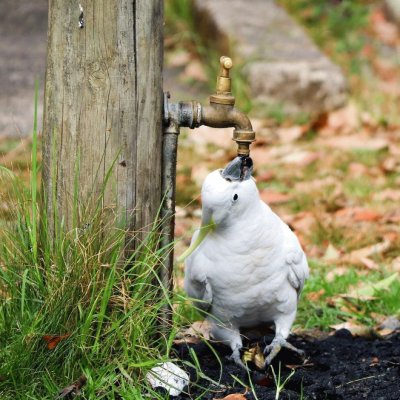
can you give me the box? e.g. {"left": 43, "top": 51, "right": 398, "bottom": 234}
{"left": 177, "top": 220, "right": 216, "bottom": 263}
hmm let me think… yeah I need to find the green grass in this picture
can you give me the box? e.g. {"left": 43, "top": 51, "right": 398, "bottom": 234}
{"left": 297, "top": 260, "right": 400, "bottom": 330}
{"left": 0, "top": 93, "right": 181, "bottom": 400}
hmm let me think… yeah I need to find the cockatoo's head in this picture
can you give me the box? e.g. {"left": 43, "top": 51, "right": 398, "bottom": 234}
{"left": 177, "top": 157, "right": 258, "bottom": 262}
{"left": 201, "top": 156, "right": 258, "bottom": 227}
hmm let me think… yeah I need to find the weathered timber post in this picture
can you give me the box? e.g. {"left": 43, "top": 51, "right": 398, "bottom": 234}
{"left": 42, "top": 1, "right": 163, "bottom": 240}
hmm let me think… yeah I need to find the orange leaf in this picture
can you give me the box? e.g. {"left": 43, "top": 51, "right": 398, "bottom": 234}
{"left": 260, "top": 190, "right": 291, "bottom": 205}
{"left": 306, "top": 289, "right": 325, "bottom": 302}
{"left": 43, "top": 333, "right": 71, "bottom": 350}
{"left": 214, "top": 394, "right": 247, "bottom": 400}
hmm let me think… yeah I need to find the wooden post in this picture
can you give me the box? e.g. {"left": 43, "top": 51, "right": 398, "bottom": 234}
{"left": 42, "top": 1, "right": 163, "bottom": 237}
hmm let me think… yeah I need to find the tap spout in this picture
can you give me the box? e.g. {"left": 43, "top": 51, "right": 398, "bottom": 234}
{"left": 201, "top": 103, "right": 253, "bottom": 131}
{"left": 200, "top": 103, "right": 255, "bottom": 156}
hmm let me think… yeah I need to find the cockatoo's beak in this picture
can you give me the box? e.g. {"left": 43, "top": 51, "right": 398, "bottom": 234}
{"left": 221, "top": 156, "right": 253, "bottom": 182}
{"left": 177, "top": 207, "right": 216, "bottom": 263}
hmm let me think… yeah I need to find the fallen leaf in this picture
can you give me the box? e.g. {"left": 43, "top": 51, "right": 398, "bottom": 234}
{"left": 330, "top": 322, "right": 375, "bottom": 338}
{"left": 373, "top": 189, "right": 400, "bottom": 202}
{"left": 285, "top": 362, "right": 314, "bottom": 370}
{"left": 276, "top": 125, "right": 308, "bottom": 143}
{"left": 306, "top": 289, "right": 325, "bottom": 302}
{"left": 352, "top": 210, "right": 382, "bottom": 222}
{"left": 280, "top": 150, "right": 319, "bottom": 167}
{"left": 335, "top": 207, "right": 382, "bottom": 224}
{"left": 242, "top": 344, "right": 265, "bottom": 369}
{"left": 214, "top": 394, "right": 247, "bottom": 400}
{"left": 174, "top": 320, "right": 211, "bottom": 345}
{"left": 43, "top": 333, "right": 71, "bottom": 350}
{"left": 57, "top": 375, "right": 87, "bottom": 399}
{"left": 252, "top": 371, "right": 274, "bottom": 387}
{"left": 322, "top": 135, "right": 389, "bottom": 152}
{"left": 260, "top": 190, "right": 291, "bottom": 205}
{"left": 377, "top": 316, "right": 400, "bottom": 335}
{"left": 256, "top": 170, "right": 275, "bottom": 182}
{"left": 348, "top": 162, "right": 369, "bottom": 177}
{"left": 344, "top": 273, "right": 399, "bottom": 300}
{"left": 381, "top": 157, "right": 399, "bottom": 172}
{"left": 359, "top": 257, "right": 379, "bottom": 270}
{"left": 323, "top": 243, "right": 341, "bottom": 262}
{"left": 371, "top": 8, "right": 399, "bottom": 46}
{"left": 326, "top": 266, "right": 348, "bottom": 282}
{"left": 319, "top": 104, "right": 359, "bottom": 136}
{"left": 346, "top": 240, "right": 392, "bottom": 266}
{"left": 370, "top": 357, "right": 379, "bottom": 366}
{"left": 390, "top": 256, "right": 400, "bottom": 272}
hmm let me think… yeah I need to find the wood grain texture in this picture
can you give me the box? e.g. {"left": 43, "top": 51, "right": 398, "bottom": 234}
{"left": 42, "top": 0, "right": 163, "bottom": 239}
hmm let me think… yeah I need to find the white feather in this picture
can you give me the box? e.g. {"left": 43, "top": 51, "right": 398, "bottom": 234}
{"left": 184, "top": 169, "right": 309, "bottom": 356}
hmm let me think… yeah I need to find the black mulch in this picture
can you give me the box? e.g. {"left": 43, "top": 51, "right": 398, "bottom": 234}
{"left": 167, "top": 329, "right": 400, "bottom": 400}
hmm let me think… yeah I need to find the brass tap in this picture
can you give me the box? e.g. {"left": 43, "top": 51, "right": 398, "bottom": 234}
{"left": 203, "top": 56, "right": 255, "bottom": 156}
{"left": 163, "top": 56, "right": 256, "bottom": 157}
{"left": 210, "top": 56, "right": 235, "bottom": 106}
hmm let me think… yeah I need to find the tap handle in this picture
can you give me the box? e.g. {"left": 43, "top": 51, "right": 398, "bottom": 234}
{"left": 211, "top": 56, "right": 235, "bottom": 105}
{"left": 220, "top": 56, "right": 232, "bottom": 78}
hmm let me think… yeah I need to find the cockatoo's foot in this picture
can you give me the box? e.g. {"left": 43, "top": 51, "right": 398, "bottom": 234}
{"left": 263, "top": 336, "right": 305, "bottom": 367}
{"left": 228, "top": 349, "right": 250, "bottom": 372}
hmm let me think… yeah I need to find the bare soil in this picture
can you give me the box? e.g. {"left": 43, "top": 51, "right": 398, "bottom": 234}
{"left": 171, "top": 329, "right": 400, "bottom": 399}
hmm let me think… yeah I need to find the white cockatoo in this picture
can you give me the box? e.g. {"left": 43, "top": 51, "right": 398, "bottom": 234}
{"left": 180, "top": 156, "right": 309, "bottom": 369}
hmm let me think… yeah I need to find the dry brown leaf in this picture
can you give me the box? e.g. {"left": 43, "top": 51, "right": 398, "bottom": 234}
{"left": 242, "top": 344, "right": 265, "bottom": 369}
{"left": 276, "top": 125, "right": 308, "bottom": 143}
{"left": 322, "top": 135, "right": 389, "bottom": 152}
{"left": 214, "top": 394, "right": 247, "bottom": 400}
{"left": 306, "top": 289, "right": 325, "bottom": 302}
{"left": 174, "top": 320, "right": 211, "bottom": 345}
{"left": 330, "top": 322, "right": 375, "bottom": 338}
{"left": 335, "top": 207, "right": 382, "bottom": 224}
{"left": 256, "top": 170, "right": 275, "bottom": 183}
{"left": 376, "top": 316, "right": 400, "bottom": 336}
{"left": 371, "top": 8, "right": 399, "bottom": 46}
{"left": 381, "top": 157, "right": 399, "bottom": 173}
{"left": 280, "top": 150, "right": 319, "bottom": 167}
{"left": 359, "top": 257, "right": 379, "bottom": 270}
{"left": 285, "top": 362, "right": 314, "bottom": 370}
{"left": 326, "top": 266, "right": 351, "bottom": 282}
{"left": 373, "top": 189, "right": 400, "bottom": 202}
{"left": 348, "top": 162, "right": 369, "bottom": 177}
{"left": 390, "top": 256, "right": 400, "bottom": 272}
{"left": 346, "top": 240, "right": 392, "bottom": 266}
{"left": 260, "top": 190, "right": 291, "bottom": 205}
{"left": 370, "top": 357, "right": 379, "bottom": 366}
{"left": 319, "top": 104, "right": 359, "bottom": 136}
{"left": 323, "top": 243, "right": 341, "bottom": 262}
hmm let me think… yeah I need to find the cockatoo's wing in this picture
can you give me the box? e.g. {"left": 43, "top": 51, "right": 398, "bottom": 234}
{"left": 183, "top": 230, "right": 213, "bottom": 313}
{"left": 282, "top": 224, "right": 309, "bottom": 295}
{"left": 286, "top": 249, "right": 308, "bottom": 295}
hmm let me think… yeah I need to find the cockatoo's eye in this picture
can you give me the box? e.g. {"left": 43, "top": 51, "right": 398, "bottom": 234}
{"left": 233, "top": 193, "right": 238, "bottom": 201}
